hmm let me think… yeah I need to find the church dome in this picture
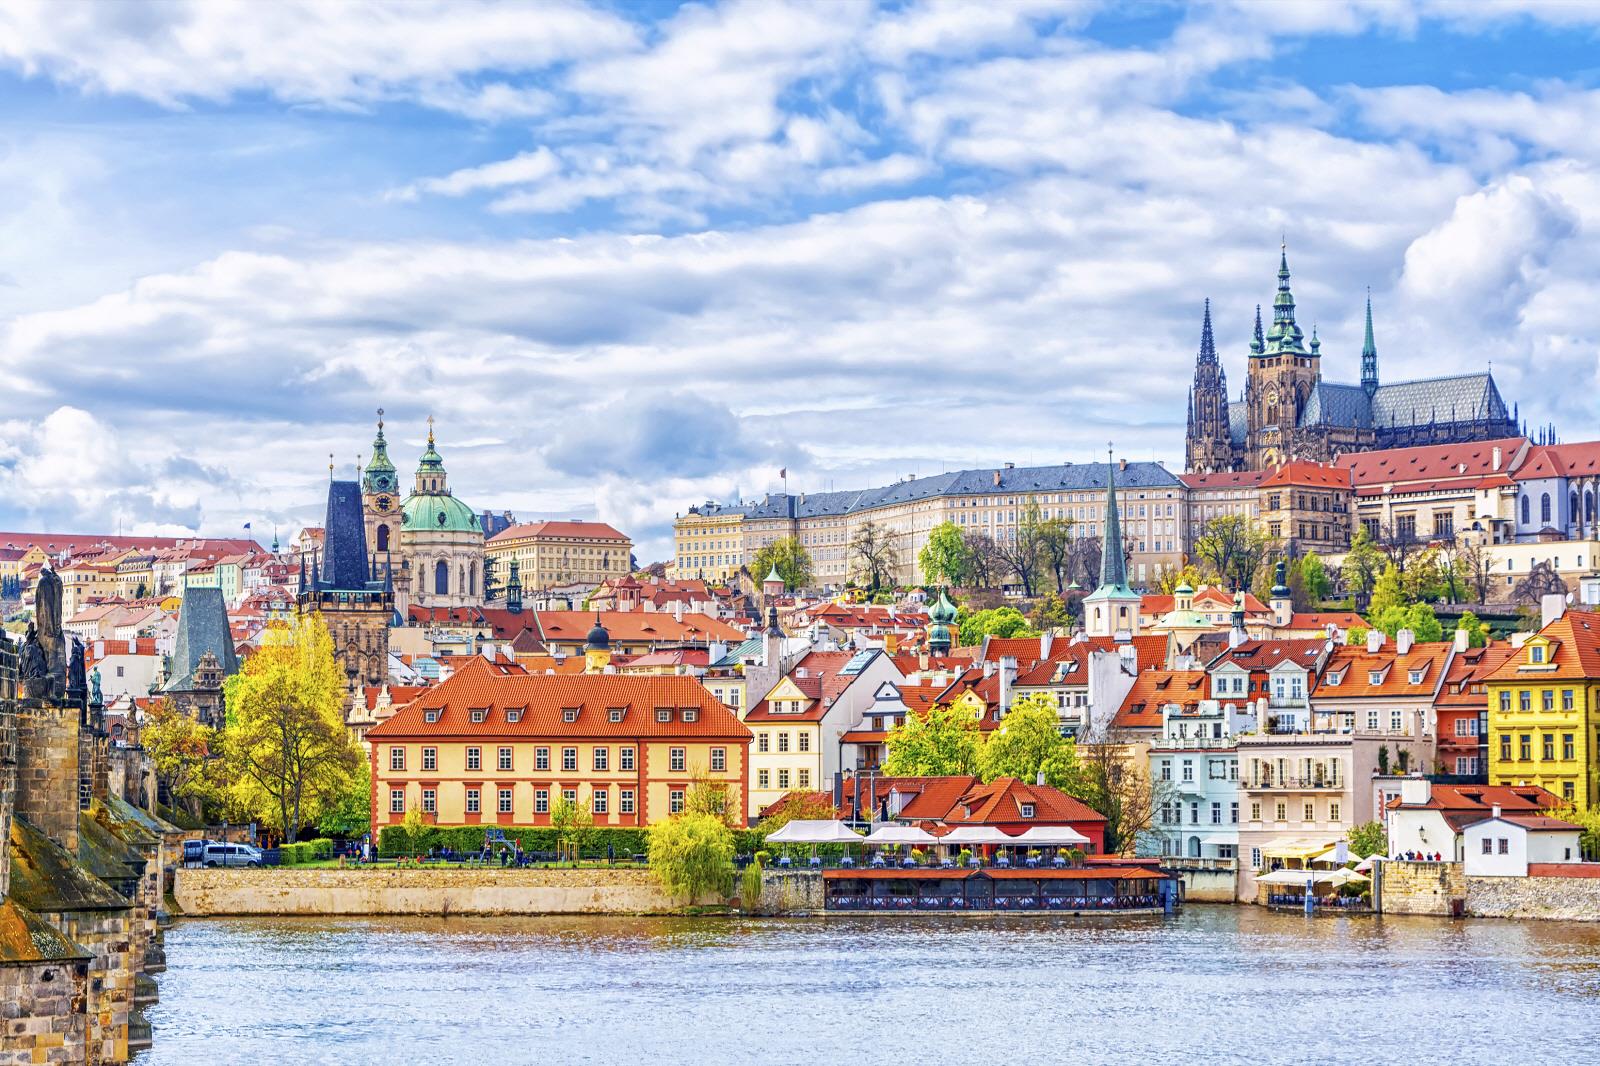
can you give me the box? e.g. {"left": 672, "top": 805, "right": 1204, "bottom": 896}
{"left": 401, "top": 491, "right": 480, "bottom": 534}
{"left": 929, "top": 589, "right": 958, "bottom": 624}
{"left": 586, "top": 616, "right": 610, "bottom": 650}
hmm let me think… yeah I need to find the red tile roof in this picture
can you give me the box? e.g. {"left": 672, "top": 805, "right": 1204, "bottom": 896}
{"left": 1114, "top": 669, "right": 1208, "bottom": 729}
{"left": 535, "top": 610, "right": 743, "bottom": 645}
{"left": 365, "top": 658, "right": 750, "bottom": 741}
{"left": 942, "top": 777, "right": 1106, "bottom": 827}
{"left": 1435, "top": 643, "right": 1516, "bottom": 709}
{"left": 1179, "top": 470, "right": 1268, "bottom": 489}
{"left": 1260, "top": 462, "right": 1352, "bottom": 490}
{"left": 1513, "top": 441, "right": 1600, "bottom": 480}
{"left": 1207, "top": 638, "right": 1326, "bottom": 672}
{"left": 1287, "top": 611, "right": 1364, "bottom": 631}
{"left": 1334, "top": 437, "right": 1527, "bottom": 489}
{"left": 487, "top": 520, "right": 630, "bottom": 543}
{"left": 1486, "top": 610, "right": 1600, "bottom": 682}
{"left": 1389, "top": 782, "right": 1560, "bottom": 815}
{"left": 1312, "top": 642, "right": 1452, "bottom": 699}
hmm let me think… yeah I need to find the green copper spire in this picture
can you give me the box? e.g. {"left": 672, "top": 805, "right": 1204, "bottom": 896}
{"left": 418, "top": 415, "right": 444, "bottom": 472}
{"left": 1098, "top": 447, "right": 1127, "bottom": 590}
{"left": 1265, "top": 242, "right": 1305, "bottom": 354}
{"left": 363, "top": 408, "right": 398, "bottom": 494}
{"left": 1361, "top": 288, "right": 1379, "bottom": 397}
{"left": 1249, "top": 304, "right": 1264, "bottom": 355}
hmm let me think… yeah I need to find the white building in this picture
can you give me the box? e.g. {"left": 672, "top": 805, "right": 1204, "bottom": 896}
{"left": 1463, "top": 811, "right": 1583, "bottom": 876}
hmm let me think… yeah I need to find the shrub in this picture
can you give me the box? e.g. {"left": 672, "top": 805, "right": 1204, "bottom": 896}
{"left": 307, "top": 838, "right": 334, "bottom": 860}
{"left": 740, "top": 862, "right": 763, "bottom": 911}
{"left": 649, "top": 814, "right": 736, "bottom": 902}
{"left": 376, "top": 824, "right": 654, "bottom": 859}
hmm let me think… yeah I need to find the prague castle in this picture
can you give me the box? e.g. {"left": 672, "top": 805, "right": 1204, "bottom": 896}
{"left": 1185, "top": 248, "right": 1521, "bottom": 473}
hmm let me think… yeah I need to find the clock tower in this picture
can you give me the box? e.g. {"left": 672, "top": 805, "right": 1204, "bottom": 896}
{"left": 362, "top": 410, "right": 407, "bottom": 609}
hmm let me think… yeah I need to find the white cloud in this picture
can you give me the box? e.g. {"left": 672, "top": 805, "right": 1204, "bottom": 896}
{"left": 395, "top": 148, "right": 561, "bottom": 200}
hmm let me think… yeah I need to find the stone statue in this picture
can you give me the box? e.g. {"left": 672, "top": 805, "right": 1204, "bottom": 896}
{"left": 34, "top": 566, "right": 67, "bottom": 686}
{"left": 68, "top": 635, "right": 87, "bottom": 702}
{"left": 91, "top": 666, "right": 103, "bottom": 706}
{"left": 20, "top": 622, "right": 51, "bottom": 699}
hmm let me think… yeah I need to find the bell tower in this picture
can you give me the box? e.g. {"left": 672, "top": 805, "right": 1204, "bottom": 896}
{"left": 362, "top": 409, "right": 400, "bottom": 555}
{"left": 1246, "top": 244, "right": 1321, "bottom": 469}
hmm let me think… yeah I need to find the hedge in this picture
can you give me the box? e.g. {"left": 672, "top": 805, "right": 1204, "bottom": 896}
{"left": 377, "top": 824, "right": 771, "bottom": 859}
{"left": 278, "top": 841, "right": 317, "bottom": 865}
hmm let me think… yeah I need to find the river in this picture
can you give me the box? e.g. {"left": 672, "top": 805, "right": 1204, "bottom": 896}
{"left": 135, "top": 907, "right": 1600, "bottom": 1065}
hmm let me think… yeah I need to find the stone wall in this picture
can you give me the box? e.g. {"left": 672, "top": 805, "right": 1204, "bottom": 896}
{"left": 13, "top": 703, "right": 80, "bottom": 854}
{"left": 753, "top": 871, "right": 823, "bottom": 914}
{"left": 1160, "top": 860, "right": 1237, "bottom": 904}
{"left": 1379, "top": 860, "right": 1465, "bottom": 917}
{"left": 0, "top": 960, "right": 89, "bottom": 1066}
{"left": 175, "top": 867, "right": 724, "bottom": 917}
{"left": 1466, "top": 874, "right": 1600, "bottom": 921}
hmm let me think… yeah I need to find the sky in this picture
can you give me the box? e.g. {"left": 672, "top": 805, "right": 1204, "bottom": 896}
{"left": 1, "top": 0, "right": 1599, "bottom": 562}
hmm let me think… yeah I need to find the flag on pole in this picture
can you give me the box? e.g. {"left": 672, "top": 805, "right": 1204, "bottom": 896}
{"left": 779, "top": 468, "right": 786, "bottom": 479}
{"left": 243, "top": 522, "right": 252, "bottom": 530}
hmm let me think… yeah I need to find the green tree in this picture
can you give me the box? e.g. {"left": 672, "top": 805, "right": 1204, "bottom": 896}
{"left": 1368, "top": 602, "right": 1444, "bottom": 643}
{"left": 1155, "top": 563, "right": 1210, "bottom": 595}
{"left": 977, "top": 695, "right": 1089, "bottom": 796}
{"left": 1298, "top": 553, "right": 1331, "bottom": 602}
{"left": 953, "top": 606, "right": 1036, "bottom": 647}
{"left": 1348, "top": 820, "right": 1387, "bottom": 859}
{"left": 1562, "top": 805, "right": 1600, "bottom": 861}
{"left": 142, "top": 698, "right": 223, "bottom": 823}
{"left": 1194, "top": 514, "right": 1272, "bottom": 591}
{"left": 883, "top": 702, "right": 983, "bottom": 776}
{"left": 550, "top": 794, "right": 596, "bottom": 863}
{"left": 918, "top": 522, "right": 971, "bottom": 587}
{"left": 993, "top": 500, "right": 1046, "bottom": 595}
{"left": 225, "top": 615, "right": 363, "bottom": 843}
{"left": 1028, "top": 592, "right": 1072, "bottom": 631}
{"left": 1036, "top": 516, "right": 1076, "bottom": 593}
{"left": 317, "top": 760, "right": 373, "bottom": 839}
{"left": 757, "top": 790, "right": 839, "bottom": 835}
{"left": 648, "top": 813, "right": 735, "bottom": 903}
{"left": 849, "top": 520, "right": 901, "bottom": 592}
{"left": 1367, "top": 563, "right": 1408, "bottom": 617}
{"left": 751, "top": 536, "right": 813, "bottom": 591}
{"left": 1341, "top": 525, "right": 1385, "bottom": 609}
{"left": 1455, "top": 609, "right": 1489, "bottom": 648}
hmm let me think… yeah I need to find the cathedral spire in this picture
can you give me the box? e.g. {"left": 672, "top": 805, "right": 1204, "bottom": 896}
{"left": 1265, "top": 242, "right": 1305, "bottom": 353}
{"left": 1099, "top": 447, "right": 1127, "bottom": 591}
{"left": 1198, "top": 298, "right": 1217, "bottom": 366}
{"left": 1250, "top": 304, "right": 1264, "bottom": 354}
{"left": 1361, "top": 288, "right": 1379, "bottom": 398}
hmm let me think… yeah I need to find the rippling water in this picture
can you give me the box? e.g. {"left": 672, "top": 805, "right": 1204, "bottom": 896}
{"left": 136, "top": 907, "right": 1600, "bottom": 1065}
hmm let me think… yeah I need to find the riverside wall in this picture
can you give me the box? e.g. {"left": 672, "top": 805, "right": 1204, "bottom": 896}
{"left": 1466, "top": 872, "right": 1600, "bottom": 921}
{"left": 1379, "top": 861, "right": 1466, "bottom": 917}
{"left": 175, "top": 867, "right": 728, "bottom": 917}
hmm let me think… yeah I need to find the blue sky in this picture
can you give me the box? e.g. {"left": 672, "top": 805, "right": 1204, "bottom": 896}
{"left": 1, "top": 0, "right": 1598, "bottom": 560}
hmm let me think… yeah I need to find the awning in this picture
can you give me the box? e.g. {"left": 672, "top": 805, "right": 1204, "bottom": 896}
{"left": 1010, "top": 825, "right": 1091, "bottom": 846}
{"left": 1310, "top": 844, "right": 1362, "bottom": 866}
{"left": 1258, "top": 868, "right": 1362, "bottom": 885}
{"left": 940, "top": 826, "right": 1015, "bottom": 846}
{"left": 1260, "top": 839, "right": 1337, "bottom": 861}
{"left": 862, "top": 825, "right": 940, "bottom": 845}
{"left": 764, "top": 820, "right": 865, "bottom": 845}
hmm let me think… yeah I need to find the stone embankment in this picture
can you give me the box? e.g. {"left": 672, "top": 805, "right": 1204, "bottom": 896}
{"left": 1378, "top": 860, "right": 1600, "bottom": 921}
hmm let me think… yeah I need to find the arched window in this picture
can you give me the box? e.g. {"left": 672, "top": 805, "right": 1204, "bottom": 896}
{"left": 1541, "top": 493, "right": 1552, "bottom": 524}
{"left": 435, "top": 560, "right": 449, "bottom": 595}
{"left": 469, "top": 564, "right": 477, "bottom": 596}
{"left": 1572, "top": 492, "right": 1580, "bottom": 526}
{"left": 1522, "top": 496, "right": 1531, "bottom": 525}
{"left": 375, "top": 524, "right": 389, "bottom": 552}
{"left": 1587, "top": 490, "right": 1596, "bottom": 522}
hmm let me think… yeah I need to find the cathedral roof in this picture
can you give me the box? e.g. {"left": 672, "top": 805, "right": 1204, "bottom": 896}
{"left": 1299, "top": 383, "right": 1373, "bottom": 429}
{"left": 1228, "top": 400, "right": 1248, "bottom": 446}
{"left": 1297, "top": 372, "right": 1509, "bottom": 433}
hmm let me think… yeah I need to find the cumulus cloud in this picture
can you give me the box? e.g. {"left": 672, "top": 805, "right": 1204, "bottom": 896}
{"left": 545, "top": 392, "right": 799, "bottom": 480}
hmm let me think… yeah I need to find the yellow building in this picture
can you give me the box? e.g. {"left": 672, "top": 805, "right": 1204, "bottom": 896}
{"left": 1486, "top": 608, "right": 1600, "bottom": 810}
{"left": 365, "top": 659, "right": 753, "bottom": 836}
{"left": 672, "top": 506, "right": 747, "bottom": 583}
{"left": 485, "top": 520, "right": 632, "bottom": 592}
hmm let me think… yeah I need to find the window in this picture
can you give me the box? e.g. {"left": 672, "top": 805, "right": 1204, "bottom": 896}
{"left": 757, "top": 733, "right": 769, "bottom": 753}
{"left": 422, "top": 747, "right": 437, "bottom": 771}
{"left": 593, "top": 747, "right": 609, "bottom": 771}
{"left": 498, "top": 788, "right": 513, "bottom": 814}
{"left": 506, "top": 709, "right": 522, "bottom": 724}
{"left": 757, "top": 769, "right": 770, "bottom": 789}
{"left": 777, "top": 733, "right": 790, "bottom": 753}
{"left": 1519, "top": 734, "right": 1532, "bottom": 761}
{"left": 535, "top": 789, "right": 549, "bottom": 814}
{"left": 390, "top": 747, "right": 406, "bottom": 771}
{"left": 390, "top": 788, "right": 405, "bottom": 814}
{"left": 1543, "top": 690, "right": 1555, "bottom": 712}
{"left": 1564, "top": 781, "right": 1576, "bottom": 801}
{"left": 656, "top": 709, "right": 672, "bottom": 723}
{"left": 424, "top": 709, "right": 439, "bottom": 723}
{"left": 1563, "top": 690, "right": 1575, "bottom": 711}
{"left": 1391, "top": 709, "right": 1403, "bottom": 732}
{"left": 1182, "top": 760, "right": 1194, "bottom": 783}
{"left": 1275, "top": 802, "right": 1286, "bottom": 821}
{"left": 1329, "top": 802, "right": 1341, "bottom": 822}
{"left": 535, "top": 747, "right": 550, "bottom": 771}
{"left": 710, "top": 747, "right": 726, "bottom": 772}
{"left": 1521, "top": 495, "right": 1531, "bottom": 525}
{"left": 608, "top": 708, "right": 625, "bottom": 723}
{"left": 669, "top": 747, "right": 686, "bottom": 772}
{"left": 1498, "top": 837, "right": 1509, "bottom": 855}
{"left": 562, "top": 789, "right": 577, "bottom": 805}
{"left": 1231, "top": 802, "right": 1239, "bottom": 824}
{"left": 1543, "top": 734, "right": 1555, "bottom": 761}
{"left": 620, "top": 789, "right": 635, "bottom": 814}
{"left": 470, "top": 709, "right": 487, "bottom": 724}
{"left": 1251, "top": 802, "right": 1261, "bottom": 821}
{"left": 1564, "top": 734, "right": 1575, "bottom": 760}
{"left": 1367, "top": 710, "right": 1379, "bottom": 732}
{"left": 797, "top": 769, "right": 811, "bottom": 789}
{"left": 499, "top": 747, "right": 513, "bottom": 771}
{"left": 797, "top": 733, "right": 810, "bottom": 753}
{"left": 1158, "top": 761, "right": 1171, "bottom": 782}
{"left": 466, "top": 747, "right": 481, "bottom": 771}
{"left": 777, "top": 769, "right": 790, "bottom": 789}
{"left": 1211, "top": 802, "right": 1221, "bottom": 824}
{"left": 1519, "top": 691, "right": 1531, "bottom": 712}
{"left": 1251, "top": 848, "right": 1262, "bottom": 869}
{"left": 421, "top": 788, "right": 436, "bottom": 814}
{"left": 1303, "top": 802, "right": 1315, "bottom": 822}
{"left": 562, "top": 747, "right": 577, "bottom": 772}
{"left": 1541, "top": 493, "right": 1552, "bottom": 524}
{"left": 669, "top": 790, "right": 685, "bottom": 814}
{"left": 1499, "top": 691, "right": 1511, "bottom": 713}
{"left": 466, "top": 788, "right": 480, "bottom": 814}
{"left": 1530, "top": 646, "right": 1545, "bottom": 665}
{"left": 682, "top": 708, "right": 698, "bottom": 723}
{"left": 1500, "top": 735, "right": 1512, "bottom": 761}
{"left": 562, "top": 708, "right": 577, "bottom": 723}
{"left": 593, "top": 789, "right": 608, "bottom": 814}
{"left": 1481, "top": 837, "right": 1493, "bottom": 855}
{"left": 620, "top": 747, "right": 635, "bottom": 771}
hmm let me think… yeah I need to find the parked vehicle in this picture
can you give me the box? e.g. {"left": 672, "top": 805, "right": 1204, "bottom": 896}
{"left": 182, "top": 839, "right": 213, "bottom": 868}
{"left": 202, "top": 843, "right": 264, "bottom": 868}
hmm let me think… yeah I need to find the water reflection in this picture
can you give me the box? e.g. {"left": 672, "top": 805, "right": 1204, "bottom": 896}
{"left": 137, "top": 907, "right": 1600, "bottom": 1065}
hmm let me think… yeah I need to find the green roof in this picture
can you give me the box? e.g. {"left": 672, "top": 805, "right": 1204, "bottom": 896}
{"left": 401, "top": 491, "right": 481, "bottom": 534}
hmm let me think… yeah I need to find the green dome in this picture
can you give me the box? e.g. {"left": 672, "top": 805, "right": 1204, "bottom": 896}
{"left": 929, "top": 589, "right": 958, "bottom": 624}
{"left": 401, "top": 491, "right": 480, "bottom": 534}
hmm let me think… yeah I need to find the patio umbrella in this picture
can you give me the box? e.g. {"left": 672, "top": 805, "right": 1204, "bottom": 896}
{"left": 862, "top": 825, "right": 939, "bottom": 845}
{"left": 764, "top": 820, "right": 865, "bottom": 844}
{"left": 1012, "top": 825, "right": 1091, "bottom": 847}
{"left": 1322, "top": 868, "right": 1370, "bottom": 887}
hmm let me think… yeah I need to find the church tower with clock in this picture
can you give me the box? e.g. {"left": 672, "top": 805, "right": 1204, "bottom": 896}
{"left": 362, "top": 409, "right": 400, "bottom": 556}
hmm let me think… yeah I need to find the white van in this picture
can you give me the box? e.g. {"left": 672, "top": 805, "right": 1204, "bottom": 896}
{"left": 201, "top": 843, "right": 264, "bottom": 868}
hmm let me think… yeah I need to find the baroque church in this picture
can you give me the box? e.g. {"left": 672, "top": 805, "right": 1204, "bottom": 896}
{"left": 1185, "top": 248, "right": 1521, "bottom": 473}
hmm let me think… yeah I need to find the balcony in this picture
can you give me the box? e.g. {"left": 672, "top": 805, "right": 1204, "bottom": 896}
{"left": 1149, "top": 735, "right": 1237, "bottom": 752}
{"left": 1243, "top": 777, "right": 1343, "bottom": 791}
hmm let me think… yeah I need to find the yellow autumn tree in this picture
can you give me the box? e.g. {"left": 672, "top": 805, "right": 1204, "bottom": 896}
{"left": 225, "top": 614, "right": 362, "bottom": 843}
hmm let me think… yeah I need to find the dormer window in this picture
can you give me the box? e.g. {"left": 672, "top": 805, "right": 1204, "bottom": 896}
{"left": 424, "top": 709, "right": 439, "bottom": 723}
{"left": 506, "top": 708, "right": 523, "bottom": 724}
{"left": 1368, "top": 670, "right": 1384, "bottom": 686}
{"left": 682, "top": 708, "right": 699, "bottom": 723}
{"left": 656, "top": 708, "right": 672, "bottom": 723}
{"left": 562, "top": 708, "right": 578, "bottom": 723}
{"left": 1020, "top": 803, "right": 1035, "bottom": 819}
{"left": 608, "top": 707, "right": 625, "bottom": 723}
{"left": 1530, "top": 645, "right": 1545, "bottom": 664}
{"left": 469, "top": 708, "right": 487, "bottom": 723}
{"left": 1408, "top": 670, "right": 1423, "bottom": 685}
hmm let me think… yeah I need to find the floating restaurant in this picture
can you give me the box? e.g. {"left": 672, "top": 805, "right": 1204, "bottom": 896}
{"left": 821, "top": 866, "right": 1171, "bottom": 914}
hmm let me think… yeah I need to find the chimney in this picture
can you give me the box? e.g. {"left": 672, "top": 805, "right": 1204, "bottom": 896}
{"left": 673, "top": 600, "right": 684, "bottom": 623}
{"left": 1119, "top": 458, "right": 1128, "bottom": 472}
{"left": 1491, "top": 804, "right": 1502, "bottom": 820}
{"left": 1366, "top": 629, "right": 1383, "bottom": 653}
{"left": 1453, "top": 628, "right": 1470, "bottom": 653}
{"left": 1541, "top": 592, "right": 1566, "bottom": 628}
{"left": 1004, "top": 462, "right": 1015, "bottom": 470}
{"left": 1396, "top": 628, "right": 1414, "bottom": 655}
{"left": 1492, "top": 446, "right": 1502, "bottom": 471}
{"left": 1040, "top": 632, "right": 1053, "bottom": 659}
{"left": 1400, "top": 777, "right": 1430, "bottom": 806}
{"left": 992, "top": 470, "right": 1002, "bottom": 487}
{"left": 999, "top": 655, "right": 1018, "bottom": 715}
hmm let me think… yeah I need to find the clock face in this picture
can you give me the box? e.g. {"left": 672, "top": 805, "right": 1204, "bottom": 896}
{"left": 376, "top": 496, "right": 392, "bottom": 512}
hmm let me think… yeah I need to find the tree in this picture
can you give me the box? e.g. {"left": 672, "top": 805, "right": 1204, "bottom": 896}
{"left": 993, "top": 501, "right": 1046, "bottom": 595}
{"left": 1512, "top": 560, "right": 1568, "bottom": 606}
{"left": 1155, "top": 563, "right": 1209, "bottom": 595}
{"left": 1368, "top": 601, "right": 1444, "bottom": 643}
{"left": 1341, "top": 525, "right": 1385, "bottom": 610}
{"left": 684, "top": 772, "right": 738, "bottom": 826}
{"left": 648, "top": 813, "right": 735, "bottom": 903}
{"left": 918, "top": 522, "right": 971, "bottom": 587}
{"left": 849, "top": 520, "right": 900, "bottom": 592}
{"left": 1457, "top": 539, "right": 1494, "bottom": 603}
{"left": 1348, "top": 820, "right": 1387, "bottom": 859}
{"left": 962, "top": 531, "right": 1004, "bottom": 589}
{"left": 977, "top": 695, "right": 1089, "bottom": 796}
{"left": 550, "top": 794, "right": 596, "bottom": 864}
{"left": 1562, "top": 805, "right": 1600, "bottom": 861}
{"left": 1194, "top": 514, "right": 1271, "bottom": 591}
{"left": 1036, "top": 515, "right": 1076, "bottom": 593}
{"left": 751, "top": 536, "right": 813, "bottom": 591}
{"left": 1298, "top": 553, "right": 1331, "bottom": 603}
{"left": 1455, "top": 609, "right": 1489, "bottom": 648}
{"left": 1367, "top": 563, "right": 1408, "bottom": 617}
{"left": 1028, "top": 593, "right": 1072, "bottom": 632}
{"left": 953, "top": 606, "right": 1035, "bottom": 647}
{"left": 1373, "top": 520, "right": 1422, "bottom": 573}
{"left": 1080, "top": 731, "right": 1171, "bottom": 854}
{"left": 757, "top": 791, "right": 838, "bottom": 835}
{"left": 882, "top": 703, "right": 982, "bottom": 776}
{"left": 317, "top": 761, "right": 373, "bottom": 839}
{"left": 142, "top": 698, "right": 223, "bottom": 822}
{"left": 225, "top": 615, "right": 363, "bottom": 843}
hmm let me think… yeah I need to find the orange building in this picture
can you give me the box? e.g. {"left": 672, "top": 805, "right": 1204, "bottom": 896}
{"left": 366, "top": 657, "right": 753, "bottom": 835}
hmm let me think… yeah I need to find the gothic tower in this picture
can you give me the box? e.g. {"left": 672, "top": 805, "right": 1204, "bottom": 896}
{"left": 1184, "top": 299, "right": 1235, "bottom": 474}
{"left": 1245, "top": 245, "right": 1321, "bottom": 468}
{"left": 362, "top": 409, "right": 400, "bottom": 555}
{"left": 298, "top": 478, "right": 393, "bottom": 700}
{"left": 1360, "top": 290, "right": 1379, "bottom": 398}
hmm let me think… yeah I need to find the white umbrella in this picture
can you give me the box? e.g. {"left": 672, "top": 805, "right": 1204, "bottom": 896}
{"left": 1012, "top": 825, "right": 1091, "bottom": 847}
{"left": 862, "top": 825, "right": 939, "bottom": 845}
{"left": 764, "top": 820, "right": 865, "bottom": 844}
{"left": 1322, "top": 868, "right": 1369, "bottom": 887}
{"left": 1258, "top": 868, "right": 1319, "bottom": 885}
{"left": 940, "top": 826, "right": 1015, "bottom": 846}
